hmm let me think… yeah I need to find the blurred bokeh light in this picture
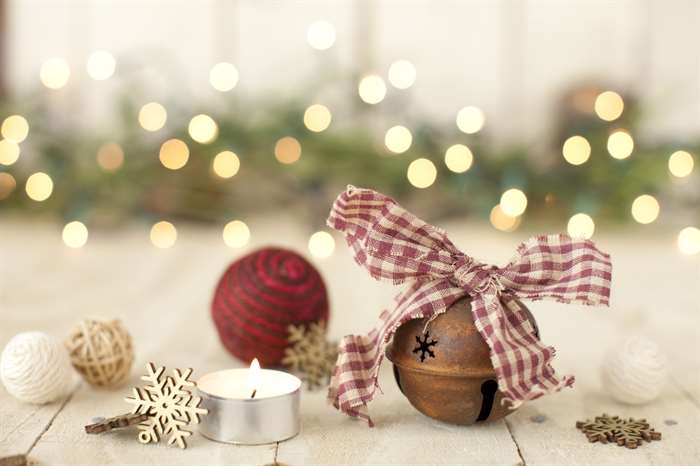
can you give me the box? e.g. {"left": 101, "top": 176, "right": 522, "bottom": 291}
{"left": 308, "top": 231, "right": 335, "bottom": 259}
{"left": 562, "top": 136, "right": 591, "bottom": 165}
{"left": 139, "top": 103, "right": 168, "bottom": 132}
{"left": 303, "top": 104, "right": 332, "bottom": 132}
{"left": 384, "top": 126, "right": 412, "bottom": 154}
{"left": 358, "top": 75, "right": 386, "bottom": 104}
{"left": 25, "top": 172, "right": 53, "bottom": 201}
{"left": 150, "top": 221, "right": 177, "bottom": 248}
{"left": 567, "top": 213, "right": 595, "bottom": 239}
{"left": 223, "top": 220, "right": 250, "bottom": 248}
{"left": 39, "top": 57, "right": 70, "bottom": 89}
{"left": 444, "top": 144, "right": 473, "bottom": 173}
{"left": 62, "top": 221, "right": 89, "bottom": 248}
{"left": 159, "top": 139, "right": 190, "bottom": 170}
{"left": 212, "top": 151, "right": 240, "bottom": 179}
{"left": 406, "top": 158, "right": 437, "bottom": 189}
{"left": 275, "top": 137, "right": 302, "bottom": 164}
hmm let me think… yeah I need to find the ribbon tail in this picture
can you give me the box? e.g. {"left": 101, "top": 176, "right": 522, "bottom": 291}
{"left": 471, "top": 292, "right": 575, "bottom": 406}
{"left": 327, "top": 337, "right": 376, "bottom": 427}
{"left": 326, "top": 299, "right": 408, "bottom": 428}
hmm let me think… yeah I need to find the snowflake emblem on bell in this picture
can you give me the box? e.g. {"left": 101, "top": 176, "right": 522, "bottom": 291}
{"left": 412, "top": 332, "right": 437, "bottom": 362}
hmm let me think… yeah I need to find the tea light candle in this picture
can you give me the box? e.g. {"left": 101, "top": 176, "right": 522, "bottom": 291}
{"left": 197, "top": 359, "right": 301, "bottom": 445}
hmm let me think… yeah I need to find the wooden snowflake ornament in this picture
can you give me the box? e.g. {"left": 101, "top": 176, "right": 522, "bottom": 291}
{"left": 282, "top": 321, "right": 337, "bottom": 389}
{"left": 576, "top": 413, "right": 662, "bottom": 449}
{"left": 124, "top": 362, "right": 208, "bottom": 449}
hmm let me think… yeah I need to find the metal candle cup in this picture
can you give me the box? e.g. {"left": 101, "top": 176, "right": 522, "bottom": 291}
{"left": 197, "top": 368, "right": 301, "bottom": 445}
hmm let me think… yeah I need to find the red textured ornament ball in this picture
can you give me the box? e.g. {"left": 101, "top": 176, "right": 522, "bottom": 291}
{"left": 211, "top": 247, "right": 330, "bottom": 366}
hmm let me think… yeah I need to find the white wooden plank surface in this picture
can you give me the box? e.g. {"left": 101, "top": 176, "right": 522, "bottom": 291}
{"left": 505, "top": 301, "right": 700, "bottom": 466}
{"left": 0, "top": 228, "right": 78, "bottom": 460}
{"left": 1, "top": 220, "right": 698, "bottom": 466}
{"left": 277, "top": 363, "right": 523, "bottom": 466}
{"left": 504, "top": 236, "right": 700, "bottom": 466}
{"left": 0, "top": 392, "right": 74, "bottom": 459}
{"left": 29, "top": 383, "right": 275, "bottom": 466}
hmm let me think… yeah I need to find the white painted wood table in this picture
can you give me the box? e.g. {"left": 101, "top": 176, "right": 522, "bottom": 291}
{"left": 1, "top": 220, "right": 699, "bottom": 466}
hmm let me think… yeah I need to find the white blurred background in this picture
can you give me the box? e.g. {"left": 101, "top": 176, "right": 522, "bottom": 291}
{"left": 3, "top": 0, "right": 699, "bottom": 145}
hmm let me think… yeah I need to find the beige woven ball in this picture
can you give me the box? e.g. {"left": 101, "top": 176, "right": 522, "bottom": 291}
{"left": 65, "top": 319, "right": 134, "bottom": 387}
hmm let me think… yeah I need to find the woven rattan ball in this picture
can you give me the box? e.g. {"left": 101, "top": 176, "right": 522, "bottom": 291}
{"left": 65, "top": 319, "right": 134, "bottom": 387}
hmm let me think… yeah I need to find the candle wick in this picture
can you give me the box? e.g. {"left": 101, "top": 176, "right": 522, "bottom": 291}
{"left": 250, "top": 389, "right": 257, "bottom": 399}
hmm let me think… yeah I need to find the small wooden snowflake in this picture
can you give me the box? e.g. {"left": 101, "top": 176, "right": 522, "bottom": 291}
{"left": 576, "top": 413, "right": 662, "bottom": 449}
{"left": 282, "top": 321, "right": 337, "bottom": 390}
{"left": 124, "top": 362, "right": 208, "bottom": 449}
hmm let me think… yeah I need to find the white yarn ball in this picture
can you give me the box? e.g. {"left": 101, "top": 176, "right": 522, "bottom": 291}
{"left": 1, "top": 332, "right": 74, "bottom": 404}
{"left": 601, "top": 336, "right": 667, "bottom": 405}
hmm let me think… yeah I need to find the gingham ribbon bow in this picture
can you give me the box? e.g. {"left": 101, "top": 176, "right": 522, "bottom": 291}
{"left": 327, "top": 186, "right": 612, "bottom": 426}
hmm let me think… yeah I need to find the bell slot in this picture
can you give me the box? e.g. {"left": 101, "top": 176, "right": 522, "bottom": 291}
{"left": 392, "top": 364, "right": 404, "bottom": 394}
{"left": 476, "top": 379, "right": 498, "bottom": 422}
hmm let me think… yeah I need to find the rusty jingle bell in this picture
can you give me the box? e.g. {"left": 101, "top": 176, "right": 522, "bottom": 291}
{"left": 386, "top": 297, "right": 539, "bottom": 425}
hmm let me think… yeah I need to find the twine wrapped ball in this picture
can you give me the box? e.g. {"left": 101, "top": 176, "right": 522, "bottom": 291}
{"left": 212, "top": 247, "right": 329, "bottom": 366}
{"left": 601, "top": 336, "right": 668, "bottom": 405}
{"left": 65, "top": 319, "right": 134, "bottom": 387}
{"left": 1, "top": 332, "right": 74, "bottom": 404}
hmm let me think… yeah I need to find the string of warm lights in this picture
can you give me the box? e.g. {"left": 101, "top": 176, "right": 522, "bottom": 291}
{"left": 0, "top": 22, "right": 698, "bottom": 257}
{"left": 56, "top": 215, "right": 338, "bottom": 259}
{"left": 49, "top": 213, "right": 700, "bottom": 257}
{"left": 556, "top": 87, "right": 698, "bottom": 244}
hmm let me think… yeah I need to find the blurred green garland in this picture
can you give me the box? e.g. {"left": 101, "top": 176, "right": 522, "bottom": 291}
{"left": 0, "top": 79, "right": 697, "bottom": 229}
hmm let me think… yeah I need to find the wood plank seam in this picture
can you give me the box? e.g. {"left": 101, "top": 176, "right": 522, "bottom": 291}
{"left": 505, "top": 419, "right": 526, "bottom": 466}
{"left": 24, "top": 388, "right": 77, "bottom": 457}
{"left": 671, "top": 378, "right": 699, "bottom": 409}
{"left": 0, "top": 407, "right": 43, "bottom": 444}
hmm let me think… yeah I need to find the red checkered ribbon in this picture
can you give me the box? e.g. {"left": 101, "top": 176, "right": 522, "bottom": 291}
{"left": 327, "top": 186, "right": 612, "bottom": 426}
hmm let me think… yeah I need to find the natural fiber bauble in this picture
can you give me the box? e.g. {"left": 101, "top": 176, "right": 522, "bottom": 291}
{"left": 212, "top": 247, "right": 329, "bottom": 366}
{"left": 386, "top": 297, "right": 538, "bottom": 425}
{"left": 65, "top": 319, "right": 134, "bottom": 387}
{"left": 1, "top": 332, "right": 74, "bottom": 404}
{"left": 601, "top": 336, "right": 667, "bottom": 405}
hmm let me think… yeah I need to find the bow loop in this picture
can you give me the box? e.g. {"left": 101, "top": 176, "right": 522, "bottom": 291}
{"left": 326, "top": 187, "right": 612, "bottom": 426}
{"left": 329, "top": 186, "right": 466, "bottom": 285}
